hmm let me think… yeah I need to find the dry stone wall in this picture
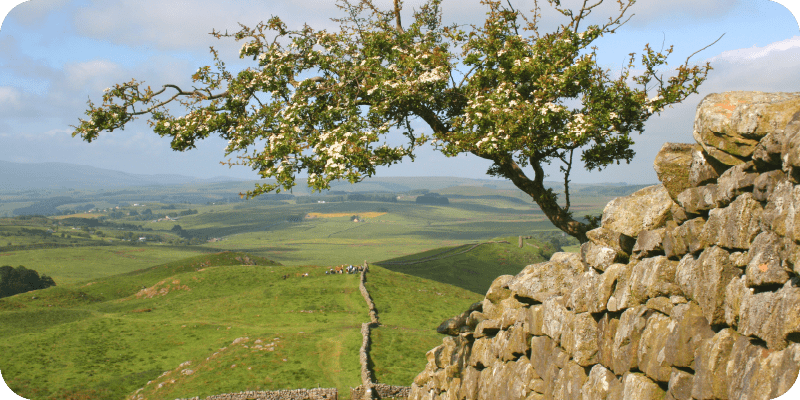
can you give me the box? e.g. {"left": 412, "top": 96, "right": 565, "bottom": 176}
{"left": 177, "top": 388, "right": 338, "bottom": 400}
{"left": 408, "top": 91, "right": 800, "bottom": 400}
{"left": 354, "top": 262, "right": 414, "bottom": 399}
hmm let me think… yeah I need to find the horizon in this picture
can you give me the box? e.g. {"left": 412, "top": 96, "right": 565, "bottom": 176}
{"left": 1, "top": 0, "right": 799, "bottom": 187}
{"left": 0, "top": 158, "right": 654, "bottom": 188}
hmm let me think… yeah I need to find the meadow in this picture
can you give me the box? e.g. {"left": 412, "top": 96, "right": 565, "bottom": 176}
{"left": 0, "top": 178, "right": 645, "bottom": 399}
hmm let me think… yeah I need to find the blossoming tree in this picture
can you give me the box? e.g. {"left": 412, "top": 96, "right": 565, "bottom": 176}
{"left": 72, "top": 0, "right": 720, "bottom": 243}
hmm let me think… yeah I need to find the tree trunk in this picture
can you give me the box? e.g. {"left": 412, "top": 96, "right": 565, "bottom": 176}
{"left": 480, "top": 153, "right": 590, "bottom": 244}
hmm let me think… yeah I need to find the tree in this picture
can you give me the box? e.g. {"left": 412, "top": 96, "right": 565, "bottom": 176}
{"left": 0, "top": 265, "right": 56, "bottom": 298}
{"left": 71, "top": 0, "right": 721, "bottom": 243}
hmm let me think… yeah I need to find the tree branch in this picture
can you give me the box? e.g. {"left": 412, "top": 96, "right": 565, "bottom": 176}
{"left": 394, "top": 0, "right": 404, "bottom": 32}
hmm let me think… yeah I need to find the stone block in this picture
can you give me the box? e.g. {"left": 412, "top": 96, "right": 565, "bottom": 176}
{"left": 580, "top": 241, "right": 620, "bottom": 272}
{"left": 753, "top": 169, "right": 786, "bottom": 202}
{"left": 637, "top": 312, "right": 673, "bottom": 382}
{"left": 693, "top": 91, "right": 800, "bottom": 163}
{"left": 591, "top": 263, "right": 629, "bottom": 314}
{"left": 529, "top": 335, "right": 568, "bottom": 383}
{"left": 663, "top": 218, "right": 707, "bottom": 260}
{"left": 632, "top": 228, "right": 666, "bottom": 259}
{"left": 582, "top": 365, "right": 623, "bottom": 400}
{"left": 596, "top": 312, "right": 620, "bottom": 370}
{"left": 586, "top": 226, "right": 636, "bottom": 255}
{"left": 541, "top": 296, "right": 570, "bottom": 345}
{"left": 437, "top": 302, "right": 483, "bottom": 336}
{"left": 676, "top": 184, "right": 718, "bottom": 214}
{"left": 723, "top": 275, "right": 747, "bottom": 328}
{"left": 525, "top": 305, "right": 544, "bottom": 336}
{"left": 714, "top": 161, "right": 758, "bottom": 207}
{"left": 689, "top": 147, "right": 723, "bottom": 186}
{"left": 645, "top": 296, "right": 674, "bottom": 316}
{"left": 566, "top": 269, "right": 600, "bottom": 313}
{"left": 606, "top": 262, "right": 636, "bottom": 312}
{"left": 501, "top": 323, "right": 530, "bottom": 362}
{"left": 612, "top": 305, "right": 654, "bottom": 375}
{"left": 739, "top": 280, "right": 800, "bottom": 350}
{"left": 676, "top": 246, "right": 741, "bottom": 325}
{"left": 486, "top": 274, "right": 514, "bottom": 303}
{"left": 508, "top": 253, "right": 587, "bottom": 303}
{"left": 653, "top": 142, "right": 696, "bottom": 202}
{"left": 551, "top": 360, "right": 588, "bottom": 400}
{"left": 692, "top": 328, "right": 737, "bottom": 400}
{"left": 746, "top": 231, "right": 791, "bottom": 288}
{"left": 670, "top": 202, "right": 690, "bottom": 225}
{"left": 560, "top": 312, "right": 599, "bottom": 366}
{"left": 752, "top": 130, "right": 786, "bottom": 170}
{"left": 701, "top": 193, "right": 764, "bottom": 250}
{"left": 662, "top": 302, "right": 714, "bottom": 368}
{"left": 665, "top": 369, "right": 694, "bottom": 400}
{"left": 601, "top": 184, "right": 674, "bottom": 238}
{"left": 721, "top": 333, "right": 800, "bottom": 400}
{"left": 629, "top": 256, "right": 681, "bottom": 305}
{"left": 468, "top": 337, "right": 493, "bottom": 369}
{"left": 783, "top": 122, "right": 800, "bottom": 182}
{"left": 621, "top": 372, "right": 666, "bottom": 400}
{"left": 761, "top": 180, "right": 800, "bottom": 242}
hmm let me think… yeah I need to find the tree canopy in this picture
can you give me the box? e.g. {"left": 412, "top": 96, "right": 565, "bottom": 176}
{"left": 72, "top": 0, "right": 721, "bottom": 242}
{"left": 0, "top": 265, "right": 56, "bottom": 298}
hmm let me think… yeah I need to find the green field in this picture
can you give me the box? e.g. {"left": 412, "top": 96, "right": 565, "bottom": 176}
{"left": 0, "top": 178, "right": 642, "bottom": 399}
{"left": 0, "top": 252, "right": 484, "bottom": 399}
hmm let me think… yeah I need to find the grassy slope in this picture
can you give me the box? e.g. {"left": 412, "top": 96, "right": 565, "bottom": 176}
{"left": 0, "top": 252, "right": 366, "bottom": 400}
{"left": 0, "top": 246, "right": 216, "bottom": 286}
{"left": 0, "top": 250, "right": 495, "bottom": 400}
{"left": 375, "top": 236, "right": 558, "bottom": 295}
{"left": 365, "top": 265, "right": 484, "bottom": 386}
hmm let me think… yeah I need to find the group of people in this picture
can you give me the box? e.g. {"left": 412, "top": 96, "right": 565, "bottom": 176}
{"left": 325, "top": 264, "right": 363, "bottom": 275}
{"left": 280, "top": 264, "right": 364, "bottom": 280}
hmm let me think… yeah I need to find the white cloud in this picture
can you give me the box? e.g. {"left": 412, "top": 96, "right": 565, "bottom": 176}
{"left": 708, "top": 35, "right": 800, "bottom": 63}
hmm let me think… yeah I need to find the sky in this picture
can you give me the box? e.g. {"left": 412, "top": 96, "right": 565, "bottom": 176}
{"left": 0, "top": 0, "right": 799, "bottom": 185}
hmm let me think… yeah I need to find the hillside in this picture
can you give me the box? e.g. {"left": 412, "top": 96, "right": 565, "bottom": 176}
{"left": 0, "top": 252, "right": 481, "bottom": 400}
{"left": 375, "top": 236, "right": 560, "bottom": 295}
{"left": 0, "top": 160, "right": 246, "bottom": 192}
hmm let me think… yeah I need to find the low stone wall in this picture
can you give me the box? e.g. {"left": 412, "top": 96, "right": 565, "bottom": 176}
{"left": 351, "top": 384, "right": 412, "bottom": 399}
{"left": 360, "top": 263, "right": 379, "bottom": 325}
{"left": 357, "top": 262, "right": 379, "bottom": 398}
{"left": 177, "top": 388, "right": 338, "bottom": 400}
{"left": 409, "top": 91, "right": 800, "bottom": 400}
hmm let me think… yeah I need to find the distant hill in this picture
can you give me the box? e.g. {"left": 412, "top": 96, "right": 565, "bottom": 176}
{"left": 0, "top": 159, "right": 655, "bottom": 198}
{"left": 0, "top": 160, "right": 246, "bottom": 191}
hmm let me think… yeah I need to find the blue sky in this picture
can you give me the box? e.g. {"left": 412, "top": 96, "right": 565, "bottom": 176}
{"left": 0, "top": 0, "right": 799, "bottom": 184}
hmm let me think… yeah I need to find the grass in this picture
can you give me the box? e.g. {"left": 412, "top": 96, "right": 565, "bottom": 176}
{"left": 0, "top": 246, "right": 216, "bottom": 286}
{"left": 0, "top": 250, "right": 497, "bottom": 399}
{"left": 0, "top": 252, "right": 367, "bottom": 399}
{"left": 0, "top": 180, "right": 636, "bottom": 398}
{"left": 365, "top": 265, "right": 484, "bottom": 386}
{"left": 374, "top": 235, "right": 559, "bottom": 295}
